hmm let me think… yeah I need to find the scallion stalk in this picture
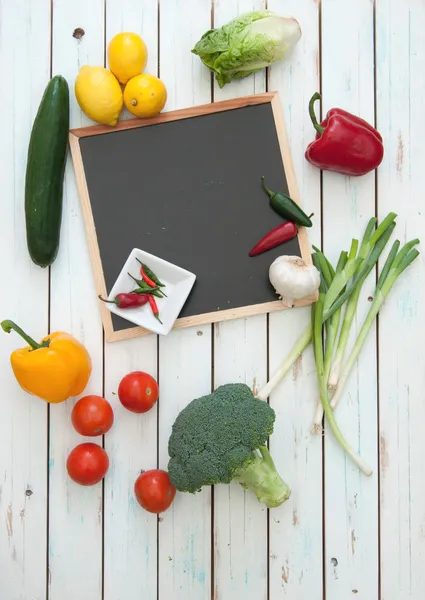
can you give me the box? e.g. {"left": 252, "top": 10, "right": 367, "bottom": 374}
{"left": 257, "top": 213, "right": 415, "bottom": 433}
{"left": 257, "top": 245, "right": 372, "bottom": 402}
{"left": 258, "top": 249, "right": 359, "bottom": 402}
{"left": 326, "top": 223, "right": 397, "bottom": 390}
{"left": 256, "top": 324, "right": 312, "bottom": 401}
{"left": 323, "top": 250, "right": 348, "bottom": 382}
{"left": 330, "top": 240, "right": 420, "bottom": 411}
{"left": 325, "top": 221, "right": 396, "bottom": 321}
{"left": 312, "top": 272, "right": 373, "bottom": 476}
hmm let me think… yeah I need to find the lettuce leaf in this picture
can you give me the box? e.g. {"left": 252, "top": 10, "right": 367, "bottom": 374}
{"left": 192, "top": 10, "right": 301, "bottom": 88}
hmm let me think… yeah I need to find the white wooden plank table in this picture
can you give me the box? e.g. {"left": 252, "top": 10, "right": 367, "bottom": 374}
{"left": 0, "top": 1, "right": 424, "bottom": 599}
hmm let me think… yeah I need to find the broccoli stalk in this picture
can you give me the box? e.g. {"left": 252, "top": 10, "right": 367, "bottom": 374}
{"left": 167, "top": 383, "right": 291, "bottom": 509}
{"left": 233, "top": 446, "right": 291, "bottom": 508}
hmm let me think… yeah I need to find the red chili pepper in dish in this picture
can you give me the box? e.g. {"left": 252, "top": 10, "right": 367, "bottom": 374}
{"left": 136, "top": 258, "right": 166, "bottom": 289}
{"left": 249, "top": 221, "right": 297, "bottom": 257}
{"left": 98, "top": 293, "right": 149, "bottom": 309}
{"left": 147, "top": 294, "right": 163, "bottom": 324}
{"left": 305, "top": 92, "right": 384, "bottom": 177}
{"left": 139, "top": 264, "right": 157, "bottom": 288}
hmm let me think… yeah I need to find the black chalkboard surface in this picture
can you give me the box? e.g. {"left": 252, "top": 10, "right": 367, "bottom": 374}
{"left": 70, "top": 93, "right": 313, "bottom": 342}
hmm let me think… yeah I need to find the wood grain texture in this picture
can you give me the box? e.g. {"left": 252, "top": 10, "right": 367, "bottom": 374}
{"left": 212, "top": 3, "right": 268, "bottom": 599}
{"left": 102, "top": 3, "right": 159, "bottom": 599}
{"left": 157, "top": 2, "right": 212, "bottom": 599}
{"left": 49, "top": 1, "right": 105, "bottom": 598}
{"left": 0, "top": 1, "right": 50, "bottom": 598}
{"left": 376, "top": 1, "right": 425, "bottom": 597}
{"left": 105, "top": 295, "right": 316, "bottom": 342}
{"left": 267, "top": 1, "right": 323, "bottom": 598}
{"left": 2, "top": 0, "right": 425, "bottom": 597}
{"left": 69, "top": 93, "right": 275, "bottom": 137}
{"left": 103, "top": 338, "right": 158, "bottom": 600}
{"left": 321, "top": 1, "right": 379, "bottom": 597}
{"left": 158, "top": 327, "right": 212, "bottom": 600}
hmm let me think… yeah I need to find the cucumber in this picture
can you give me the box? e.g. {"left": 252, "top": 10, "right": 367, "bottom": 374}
{"left": 25, "top": 75, "right": 70, "bottom": 267}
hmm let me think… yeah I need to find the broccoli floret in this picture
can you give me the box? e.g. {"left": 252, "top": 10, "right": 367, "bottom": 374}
{"left": 167, "top": 383, "right": 291, "bottom": 508}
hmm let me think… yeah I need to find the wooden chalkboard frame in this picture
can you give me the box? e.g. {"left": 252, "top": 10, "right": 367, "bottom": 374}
{"left": 69, "top": 92, "right": 316, "bottom": 342}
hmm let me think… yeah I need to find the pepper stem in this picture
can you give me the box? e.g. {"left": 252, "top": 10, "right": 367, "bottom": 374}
{"left": 98, "top": 295, "right": 117, "bottom": 305}
{"left": 154, "top": 314, "right": 163, "bottom": 324}
{"left": 128, "top": 272, "right": 141, "bottom": 285}
{"left": 308, "top": 92, "right": 325, "bottom": 136}
{"left": 261, "top": 176, "right": 275, "bottom": 199}
{"left": 1, "top": 320, "right": 48, "bottom": 350}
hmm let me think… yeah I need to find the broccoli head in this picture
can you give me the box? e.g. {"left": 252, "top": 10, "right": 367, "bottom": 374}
{"left": 167, "top": 383, "right": 291, "bottom": 508}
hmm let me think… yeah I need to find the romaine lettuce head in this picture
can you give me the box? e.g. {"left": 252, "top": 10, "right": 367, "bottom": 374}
{"left": 192, "top": 10, "right": 302, "bottom": 88}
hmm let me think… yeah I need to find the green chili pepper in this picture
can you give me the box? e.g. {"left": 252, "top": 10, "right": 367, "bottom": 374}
{"left": 132, "top": 288, "right": 164, "bottom": 299}
{"left": 261, "top": 176, "right": 313, "bottom": 228}
{"left": 136, "top": 258, "right": 166, "bottom": 287}
{"left": 127, "top": 274, "right": 165, "bottom": 298}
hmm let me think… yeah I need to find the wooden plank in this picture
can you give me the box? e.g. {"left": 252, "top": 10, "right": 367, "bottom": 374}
{"left": 213, "top": 316, "right": 268, "bottom": 600}
{"left": 157, "top": 2, "right": 212, "bottom": 599}
{"left": 103, "top": 2, "right": 159, "bottom": 599}
{"left": 103, "top": 339, "right": 159, "bottom": 600}
{"left": 0, "top": 1, "right": 50, "bottom": 598}
{"left": 158, "top": 327, "right": 212, "bottom": 600}
{"left": 211, "top": 2, "right": 268, "bottom": 599}
{"left": 48, "top": 2, "right": 105, "bottom": 599}
{"left": 376, "top": 1, "right": 425, "bottom": 597}
{"left": 267, "top": 0, "right": 323, "bottom": 598}
{"left": 320, "top": 1, "right": 379, "bottom": 597}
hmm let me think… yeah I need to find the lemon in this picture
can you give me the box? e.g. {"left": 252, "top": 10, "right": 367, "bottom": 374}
{"left": 124, "top": 74, "right": 167, "bottom": 118}
{"left": 108, "top": 32, "right": 148, "bottom": 85}
{"left": 75, "top": 66, "right": 123, "bottom": 127}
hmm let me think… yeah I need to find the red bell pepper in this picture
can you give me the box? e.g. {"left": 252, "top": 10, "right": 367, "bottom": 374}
{"left": 305, "top": 93, "right": 384, "bottom": 177}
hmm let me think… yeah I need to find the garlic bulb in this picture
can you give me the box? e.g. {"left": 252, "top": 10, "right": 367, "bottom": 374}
{"left": 269, "top": 256, "right": 320, "bottom": 308}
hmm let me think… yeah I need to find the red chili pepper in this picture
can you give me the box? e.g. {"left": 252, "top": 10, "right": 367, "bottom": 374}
{"left": 305, "top": 92, "right": 384, "bottom": 176}
{"left": 147, "top": 294, "right": 163, "bottom": 324}
{"left": 98, "top": 293, "right": 149, "bottom": 309}
{"left": 139, "top": 265, "right": 157, "bottom": 288}
{"left": 249, "top": 221, "right": 297, "bottom": 257}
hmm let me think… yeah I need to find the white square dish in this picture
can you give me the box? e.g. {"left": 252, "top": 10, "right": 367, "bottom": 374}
{"left": 104, "top": 248, "right": 196, "bottom": 336}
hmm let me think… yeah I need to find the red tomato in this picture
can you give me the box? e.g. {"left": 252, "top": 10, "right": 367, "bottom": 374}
{"left": 71, "top": 395, "right": 114, "bottom": 436}
{"left": 66, "top": 443, "right": 109, "bottom": 486}
{"left": 118, "top": 371, "right": 159, "bottom": 414}
{"left": 134, "top": 469, "right": 176, "bottom": 513}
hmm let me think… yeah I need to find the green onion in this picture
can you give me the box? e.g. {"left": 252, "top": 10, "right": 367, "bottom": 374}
{"left": 325, "top": 221, "right": 396, "bottom": 321}
{"left": 326, "top": 223, "right": 397, "bottom": 390}
{"left": 258, "top": 249, "right": 359, "bottom": 402}
{"left": 312, "top": 246, "right": 333, "bottom": 288}
{"left": 330, "top": 239, "right": 420, "bottom": 411}
{"left": 256, "top": 324, "right": 312, "bottom": 401}
{"left": 257, "top": 212, "right": 419, "bottom": 471}
{"left": 323, "top": 254, "right": 362, "bottom": 313}
{"left": 323, "top": 250, "right": 348, "bottom": 382}
{"left": 257, "top": 228, "right": 389, "bottom": 402}
{"left": 311, "top": 272, "right": 373, "bottom": 476}
{"left": 313, "top": 218, "right": 400, "bottom": 428}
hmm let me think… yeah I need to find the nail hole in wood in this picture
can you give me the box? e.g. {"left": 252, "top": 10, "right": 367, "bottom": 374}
{"left": 331, "top": 557, "right": 338, "bottom": 567}
{"left": 25, "top": 488, "right": 33, "bottom": 497}
{"left": 73, "top": 28, "right": 85, "bottom": 40}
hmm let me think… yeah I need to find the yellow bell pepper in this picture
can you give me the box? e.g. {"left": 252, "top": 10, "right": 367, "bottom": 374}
{"left": 1, "top": 320, "right": 92, "bottom": 404}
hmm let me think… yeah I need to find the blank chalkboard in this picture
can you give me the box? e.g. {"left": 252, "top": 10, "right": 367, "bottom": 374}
{"left": 69, "top": 92, "right": 314, "bottom": 342}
